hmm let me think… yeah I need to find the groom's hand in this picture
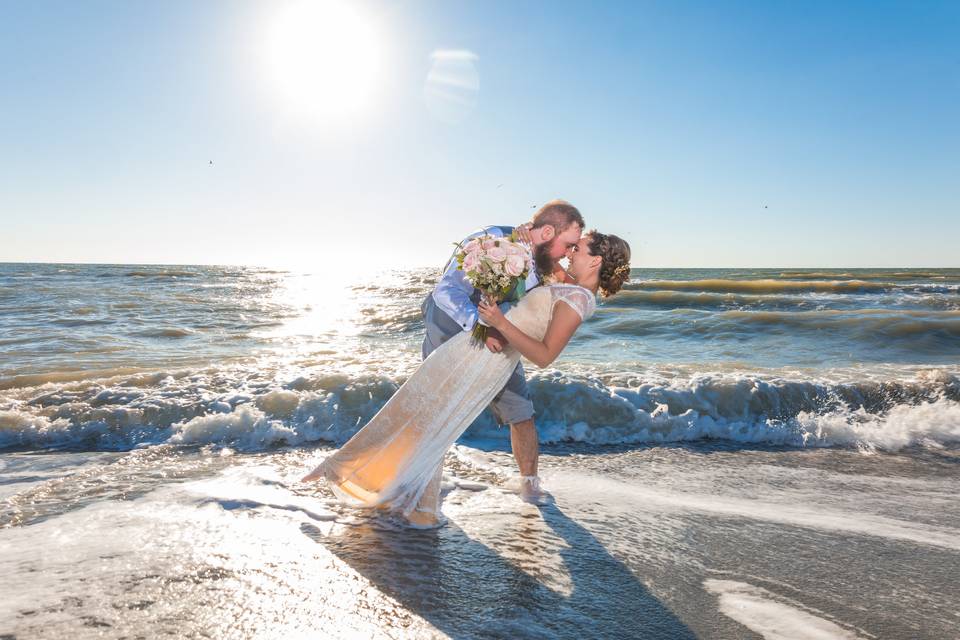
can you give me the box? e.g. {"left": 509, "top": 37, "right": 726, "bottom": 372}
{"left": 485, "top": 328, "right": 507, "bottom": 353}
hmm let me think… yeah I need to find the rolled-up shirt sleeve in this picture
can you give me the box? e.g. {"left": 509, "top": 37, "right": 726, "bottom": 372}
{"left": 433, "top": 263, "right": 479, "bottom": 331}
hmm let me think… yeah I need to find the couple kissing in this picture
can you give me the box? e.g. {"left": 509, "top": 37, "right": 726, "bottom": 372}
{"left": 302, "top": 200, "right": 631, "bottom": 528}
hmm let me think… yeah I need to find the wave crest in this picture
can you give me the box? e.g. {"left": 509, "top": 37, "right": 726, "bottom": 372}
{"left": 627, "top": 279, "right": 958, "bottom": 295}
{"left": 1, "top": 368, "right": 958, "bottom": 453}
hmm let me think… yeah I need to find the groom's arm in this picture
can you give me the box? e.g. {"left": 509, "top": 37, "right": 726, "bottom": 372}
{"left": 432, "top": 264, "right": 480, "bottom": 332}
{"left": 432, "top": 274, "right": 507, "bottom": 352}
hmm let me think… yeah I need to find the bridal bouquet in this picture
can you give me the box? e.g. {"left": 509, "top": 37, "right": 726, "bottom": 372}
{"left": 455, "top": 234, "right": 532, "bottom": 345}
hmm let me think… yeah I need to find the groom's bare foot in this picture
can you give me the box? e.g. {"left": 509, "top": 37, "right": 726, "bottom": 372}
{"left": 518, "top": 475, "right": 551, "bottom": 505}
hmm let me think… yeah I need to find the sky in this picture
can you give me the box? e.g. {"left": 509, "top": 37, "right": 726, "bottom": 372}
{"left": 1, "top": 0, "right": 958, "bottom": 269}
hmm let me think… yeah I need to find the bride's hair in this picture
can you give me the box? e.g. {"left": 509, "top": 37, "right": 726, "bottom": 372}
{"left": 587, "top": 231, "right": 631, "bottom": 297}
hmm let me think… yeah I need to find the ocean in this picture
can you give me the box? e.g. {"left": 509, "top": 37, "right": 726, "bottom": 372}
{"left": 1, "top": 264, "right": 958, "bottom": 638}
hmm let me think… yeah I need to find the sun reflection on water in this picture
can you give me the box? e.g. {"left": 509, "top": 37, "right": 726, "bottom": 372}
{"left": 247, "top": 268, "right": 433, "bottom": 381}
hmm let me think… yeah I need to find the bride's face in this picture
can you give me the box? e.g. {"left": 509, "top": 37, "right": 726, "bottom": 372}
{"left": 567, "top": 235, "right": 600, "bottom": 279}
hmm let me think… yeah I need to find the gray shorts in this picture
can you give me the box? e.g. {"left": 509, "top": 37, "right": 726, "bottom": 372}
{"left": 421, "top": 294, "right": 535, "bottom": 426}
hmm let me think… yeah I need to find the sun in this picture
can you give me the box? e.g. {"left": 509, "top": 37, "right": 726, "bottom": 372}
{"left": 263, "top": 0, "right": 382, "bottom": 124}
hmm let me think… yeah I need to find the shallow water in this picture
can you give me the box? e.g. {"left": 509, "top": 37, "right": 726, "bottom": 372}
{"left": 2, "top": 442, "right": 958, "bottom": 638}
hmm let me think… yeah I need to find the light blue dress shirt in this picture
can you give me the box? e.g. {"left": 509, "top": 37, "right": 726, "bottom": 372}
{"left": 432, "top": 225, "right": 542, "bottom": 332}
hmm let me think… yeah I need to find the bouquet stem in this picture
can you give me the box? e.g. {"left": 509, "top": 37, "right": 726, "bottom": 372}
{"left": 471, "top": 323, "right": 489, "bottom": 346}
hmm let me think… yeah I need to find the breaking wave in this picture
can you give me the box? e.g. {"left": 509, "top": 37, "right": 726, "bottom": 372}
{"left": 2, "top": 367, "right": 958, "bottom": 454}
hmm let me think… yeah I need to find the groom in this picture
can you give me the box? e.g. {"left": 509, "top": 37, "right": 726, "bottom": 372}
{"left": 420, "top": 199, "right": 585, "bottom": 502}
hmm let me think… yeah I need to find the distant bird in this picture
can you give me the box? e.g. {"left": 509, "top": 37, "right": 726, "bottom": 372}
{"left": 209, "top": 160, "right": 214, "bottom": 166}
{"left": 530, "top": 204, "right": 537, "bottom": 208}
{"left": 496, "top": 183, "right": 503, "bottom": 189}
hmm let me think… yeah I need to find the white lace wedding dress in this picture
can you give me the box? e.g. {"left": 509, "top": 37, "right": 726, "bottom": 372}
{"left": 303, "top": 284, "right": 596, "bottom": 524}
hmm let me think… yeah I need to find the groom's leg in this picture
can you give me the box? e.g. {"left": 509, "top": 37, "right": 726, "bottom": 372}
{"left": 421, "top": 294, "right": 460, "bottom": 360}
{"left": 489, "top": 362, "right": 538, "bottom": 476}
{"left": 509, "top": 419, "right": 539, "bottom": 476}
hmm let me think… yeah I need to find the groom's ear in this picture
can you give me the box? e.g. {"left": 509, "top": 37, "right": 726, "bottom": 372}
{"left": 540, "top": 226, "right": 555, "bottom": 241}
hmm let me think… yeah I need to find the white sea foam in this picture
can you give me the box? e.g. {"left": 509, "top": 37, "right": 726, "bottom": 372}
{"left": 704, "top": 579, "right": 866, "bottom": 639}
{"left": 550, "top": 472, "right": 960, "bottom": 551}
{"left": 254, "top": 388, "right": 301, "bottom": 417}
{"left": 2, "top": 368, "right": 959, "bottom": 452}
{"left": 528, "top": 392, "right": 960, "bottom": 452}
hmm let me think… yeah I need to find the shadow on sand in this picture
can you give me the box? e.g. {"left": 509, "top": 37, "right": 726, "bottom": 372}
{"left": 301, "top": 501, "right": 695, "bottom": 639}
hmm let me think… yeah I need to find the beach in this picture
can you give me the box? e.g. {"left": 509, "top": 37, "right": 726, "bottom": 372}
{"left": 2, "top": 264, "right": 959, "bottom": 638}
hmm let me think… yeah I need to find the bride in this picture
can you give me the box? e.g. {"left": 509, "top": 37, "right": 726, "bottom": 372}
{"left": 301, "top": 231, "right": 632, "bottom": 527}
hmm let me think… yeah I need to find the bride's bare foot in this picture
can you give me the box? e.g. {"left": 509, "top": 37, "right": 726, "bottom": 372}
{"left": 405, "top": 509, "right": 441, "bottom": 528}
{"left": 300, "top": 467, "right": 324, "bottom": 482}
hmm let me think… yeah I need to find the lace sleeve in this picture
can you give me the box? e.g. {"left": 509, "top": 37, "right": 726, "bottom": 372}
{"left": 551, "top": 286, "right": 596, "bottom": 321}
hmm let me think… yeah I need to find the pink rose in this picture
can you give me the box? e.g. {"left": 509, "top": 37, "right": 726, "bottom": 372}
{"left": 505, "top": 253, "right": 526, "bottom": 276}
{"left": 463, "top": 250, "right": 481, "bottom": 272}
{"left": 463, "top": 238, "right": 481, "bottom": 254}
{"left": 482, "top": 238, "right": 497, "bottom": 251}
{"left": 486, "top": 246, "right": 507, "bottom": 262}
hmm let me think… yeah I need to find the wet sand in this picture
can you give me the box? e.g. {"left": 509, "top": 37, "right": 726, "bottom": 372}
{"left": 2, "top": 441, "right": 957, "bottom": 639}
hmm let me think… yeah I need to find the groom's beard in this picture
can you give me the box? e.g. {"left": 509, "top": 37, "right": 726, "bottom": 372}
{"left": 533, "top": 241, "right": 557, "bottom": 279}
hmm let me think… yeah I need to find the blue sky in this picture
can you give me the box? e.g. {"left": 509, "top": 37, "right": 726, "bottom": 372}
{"left": 1, "top": 0, "right": 957, "bottom": 268}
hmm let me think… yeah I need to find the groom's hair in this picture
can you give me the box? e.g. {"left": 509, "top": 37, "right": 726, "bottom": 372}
{"left": 531, "top": 200, "right": 584, "bottom": 233}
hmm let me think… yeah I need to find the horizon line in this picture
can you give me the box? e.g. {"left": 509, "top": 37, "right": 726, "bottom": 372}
{"left": 1, "top": 261, "right": 958, "bottom": 270}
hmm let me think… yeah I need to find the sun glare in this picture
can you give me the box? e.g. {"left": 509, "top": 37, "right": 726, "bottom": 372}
{"left": 263, "top": 0, "right": 382, "bottom": 124}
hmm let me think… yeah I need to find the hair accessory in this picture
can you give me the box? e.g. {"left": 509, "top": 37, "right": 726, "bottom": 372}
{"left": 613, "top": 264, "right": 631, "bottom": 279}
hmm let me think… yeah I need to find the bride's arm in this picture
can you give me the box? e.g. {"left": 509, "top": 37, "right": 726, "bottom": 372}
{"left": 478, "top": 299, "right": 581, "bottom": 368}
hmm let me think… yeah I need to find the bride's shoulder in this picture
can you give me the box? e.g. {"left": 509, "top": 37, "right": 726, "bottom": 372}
{"left": 546, "top": 283, "right": 597, "bottom": 318}
{"left": 548, "top": 283, "right": 593, "bottom": 295}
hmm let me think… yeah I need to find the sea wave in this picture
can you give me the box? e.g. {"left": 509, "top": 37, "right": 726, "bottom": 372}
{"left": 716, "top": 309, "right": 960, "bottom": 336}
{"left": 123, "top": 270, "right": 199, "bottom": 278}
{"left": 609, "top": 290, "right": 960, "bottom": 312}
{"left": 603, "top": 308, "right": 960, "bottom": 345}
{"left": 1, "top": 367, "right": 957, "bottom": 453}
{"left": 131, "top": 327, "right": 196, "bottom": 338}
{"left": 0, "top": 367, "right": 157, "bottom": 392}
{"left": 358, "top": 305, "right": 425, "bottom": 333}
{"left": 777, "top": 270, "right": 960, "bottom": 281}
{"left": 627, "top": 279, "right": 959, "bottom": 295}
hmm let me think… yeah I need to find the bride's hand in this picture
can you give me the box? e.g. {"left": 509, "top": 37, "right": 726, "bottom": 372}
{"left": 478, "top": 298, "right": 506, "bottom": 330}
{"left": 515, "top": 221, "right": 534, "bottom": 244}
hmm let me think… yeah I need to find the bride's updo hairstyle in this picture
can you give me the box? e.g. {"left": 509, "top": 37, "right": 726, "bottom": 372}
{"left": 587, "top": 231, "right": 631, "bottom": 298}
